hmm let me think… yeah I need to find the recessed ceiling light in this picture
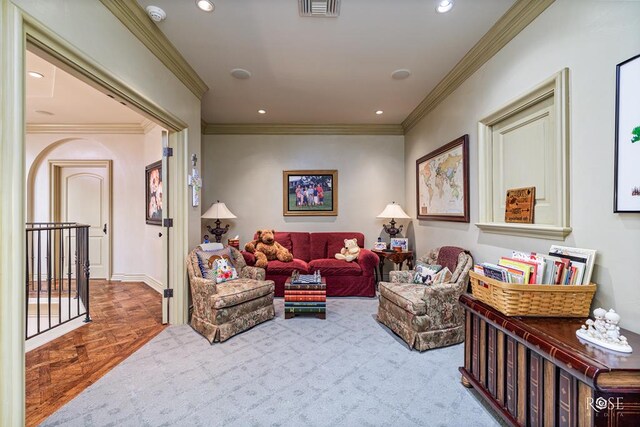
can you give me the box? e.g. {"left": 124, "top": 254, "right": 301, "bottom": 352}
{"left": 35, "top": 110, "right": 54, "bottom": 116}
{"left": 436, "top": 0, "right": 454, "bottom": 13}
{"left": 375, "top": 110, "right": 384, "bottom": 115}
{"left": 196, "top": 0, "right": 215, "bottom": 12}
{"left": 391, "top": 69, "right": 411, "bottom": 80}
{"left": 230, "top": 68, "right": 252, "bottom": 79}
{"left": 28, "top": 71, "right": 44, "bottom": 78}
{"left": 258, "top": 109, "right": 266, "bottom": 114}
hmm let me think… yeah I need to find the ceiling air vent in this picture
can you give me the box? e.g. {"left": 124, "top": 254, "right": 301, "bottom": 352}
{"left": 299, "top": 0, "right": 341, "bottom": 17}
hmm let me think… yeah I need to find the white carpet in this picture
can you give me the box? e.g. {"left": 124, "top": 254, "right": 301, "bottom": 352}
{"left": 42, "top": 298, "right": 501, "bottom": 426}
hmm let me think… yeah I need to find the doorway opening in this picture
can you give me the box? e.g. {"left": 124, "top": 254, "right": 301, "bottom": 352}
{"left": 23, "top": 47, "right": 172, "bottom": 424}
{"left": 25, "top": 47, "right": 169, "bottom": 341}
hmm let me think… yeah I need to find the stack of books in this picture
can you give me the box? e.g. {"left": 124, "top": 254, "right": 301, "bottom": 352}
{"left": 285, "top": 274, "right": 326, "bottom": 316}
{"left": 474, "top": 245, "right": 596, "bottom": 285}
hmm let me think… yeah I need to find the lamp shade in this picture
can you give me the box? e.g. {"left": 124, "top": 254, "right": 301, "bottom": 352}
{"left": 377, "top": 202, "right": 410, "bottom": 219}
{"left": 201, "top": 201, "right": 237, "bottom": 219}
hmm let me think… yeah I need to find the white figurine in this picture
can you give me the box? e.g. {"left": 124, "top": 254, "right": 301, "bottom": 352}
{"left": 576, "top": 308, "right": 633, "bottom": 353}
{"left": 593, "top": 307, "right": 607, "bottom": 335}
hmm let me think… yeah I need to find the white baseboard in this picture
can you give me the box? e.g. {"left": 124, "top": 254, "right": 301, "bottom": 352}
{"left": 25, "top": 316, "right": 87, "bottom": 352}
{"left": 110, "top": 273, "right": 164, "bottom": 295}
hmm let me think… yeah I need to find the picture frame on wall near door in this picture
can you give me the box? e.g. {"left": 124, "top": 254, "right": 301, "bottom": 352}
{"left": 145, "top": 160, "right": 163, "bottom": 225}
{"left": 614, "top": 53, "right": 640, "bottom": 213}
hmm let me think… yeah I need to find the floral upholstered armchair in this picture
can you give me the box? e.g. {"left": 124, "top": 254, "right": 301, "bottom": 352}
{"left": 187, "top": 246, "right": 275, "bottom": 343}
{"left": 377, "top": 246, "right": 473, "bottom": 351}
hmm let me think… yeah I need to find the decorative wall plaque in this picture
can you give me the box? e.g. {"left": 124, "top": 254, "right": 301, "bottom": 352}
{"left": 505, "top": 187, "right": 535, "bottom": 223}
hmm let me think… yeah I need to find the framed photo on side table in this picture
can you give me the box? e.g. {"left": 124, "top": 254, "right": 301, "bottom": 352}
{"left": 145, "top": 160, "right": 162, "bottom": 225}
{"left": 614, "top": 53, "right": 640, "bottom": 213}
{"left": 283, "top": 170, "right": 337, "bottom": 216}
{"left": 373, "top": 241, "right": 388, "bottom": 251}
{"left": 416, "top": 134, "right": 469, "bottom": 222}
{"left": 390, "top": 238, "right": 408, "bottom": 251}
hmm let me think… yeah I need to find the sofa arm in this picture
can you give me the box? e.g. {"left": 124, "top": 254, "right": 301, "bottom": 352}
{"left": 241, "top": 251, "right": 256, "bottom": 266}
{"left": 421, "top": 282, "right": 465, "bottom": 327}
{"left": 189, "top": 276, "right": 217, "bottom": 322}
{"left": 240, "top": 265, "right": 266, "bottom": 280}
{"left": 389, "top": 270, "right": 415, "bottom": 284}
{"left": 358, "top": 249, "right": 379, "bottom": 276}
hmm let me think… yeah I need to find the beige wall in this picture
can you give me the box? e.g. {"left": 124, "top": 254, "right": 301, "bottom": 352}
{"left": 405, "top": 0, "right": 640, "bottom": 332}
{"left": 202, "top": 134, "right": 406, "bottom": 248}
{"left": 26, "top": 130, "right": 164, "bottom": 286}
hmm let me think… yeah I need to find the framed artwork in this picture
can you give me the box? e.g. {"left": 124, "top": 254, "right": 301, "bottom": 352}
{"left": 389, "top": 237, "right": 408, "bottom": 251}
{"left": 614, "top": 53, "right": 640, "bottom": 213}
{"left": 145, "top": 160, "right": 163, "bottom": 225}
{"left": 416, "top": 134, "right": 469, "bottom": 222}
{"left": 283, "top": 170, "right": 337, "bottom": 216}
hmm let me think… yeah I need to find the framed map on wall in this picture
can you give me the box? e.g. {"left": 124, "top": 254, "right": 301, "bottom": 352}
{"left": 416, "top": 135, "right": 469, "bottom": 222}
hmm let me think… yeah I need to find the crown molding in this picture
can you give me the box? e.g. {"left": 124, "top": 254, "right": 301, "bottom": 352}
{"left": 402, "top": 0, "right": 555, "bottom": 133}
{"left": 203, "top": 123, "right": 405, "bottom": 136}
{"left": 140, "top": 118, "right": 157, "bottom": 133}
{"left": 26, "top": 123, "right": 146, "bottom": 134}
{"left": 99, "top": 0, "right": 209, "bottom": 100}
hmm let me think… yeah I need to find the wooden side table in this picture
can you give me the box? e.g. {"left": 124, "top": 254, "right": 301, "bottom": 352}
{"left": 372, "top": 249, "right": 414, "bottom": 282}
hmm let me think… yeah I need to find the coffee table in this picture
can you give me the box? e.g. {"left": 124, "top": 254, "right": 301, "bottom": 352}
{"left": 284, "top": 277, "right": 326, "bottom": 319}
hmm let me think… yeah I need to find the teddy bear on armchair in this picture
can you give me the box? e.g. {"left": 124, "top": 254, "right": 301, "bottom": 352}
{"left": 335, "top": 238, "right": 361, "bottom": 262}
{"left": 244, "top": 229, "right": 293, "bottom": 268}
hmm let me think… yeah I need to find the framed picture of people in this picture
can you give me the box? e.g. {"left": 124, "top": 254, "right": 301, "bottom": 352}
{"left": 145, "top": 160, "right": 163, "bottom": 225}
{"left": 283, "top": 170, "right": 337, "bottom": 216}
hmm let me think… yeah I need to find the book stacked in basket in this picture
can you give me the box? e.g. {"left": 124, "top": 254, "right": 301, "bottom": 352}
{"left": 285, "top": 271, "right": 326, "bottom": 316}
{"left": 470, "top": 245, "right": 597, "bottom": 317}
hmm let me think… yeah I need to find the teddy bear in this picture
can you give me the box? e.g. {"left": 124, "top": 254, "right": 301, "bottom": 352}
{"left": 212, "top": 258, "right": 237, "bottom": 284}
{"left": 335, "top": 238, "right": 361, "bottom": 262}
{"left": 244, "top": 229, "right": 293, "bottom": 268}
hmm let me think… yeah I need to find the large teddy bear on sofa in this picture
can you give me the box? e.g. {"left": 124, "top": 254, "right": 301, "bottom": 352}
{"left": 244, "top": 229, "right": 293, "bottom": 268}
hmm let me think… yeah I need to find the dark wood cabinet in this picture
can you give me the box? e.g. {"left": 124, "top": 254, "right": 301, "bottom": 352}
{"left": 459, "top": 293, "right": 640, "bottom": 427}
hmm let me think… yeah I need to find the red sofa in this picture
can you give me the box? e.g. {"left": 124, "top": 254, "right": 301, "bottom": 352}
{"left": 242, "top": 232, "right": 378, "bottom": 297}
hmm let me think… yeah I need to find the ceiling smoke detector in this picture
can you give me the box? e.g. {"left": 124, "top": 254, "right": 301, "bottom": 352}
{"left": 146, "top": 5, "right": 167, "bottom": 22}
{"left": 299, "top": 0, "right": 341, "bottom": 17}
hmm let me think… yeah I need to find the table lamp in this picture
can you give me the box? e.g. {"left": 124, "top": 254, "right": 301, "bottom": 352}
{"left": 377, "top": 202, "right": 410, "bottom": 239}
{"left": 202, "top": 201, "right": 237, "bottom": 243}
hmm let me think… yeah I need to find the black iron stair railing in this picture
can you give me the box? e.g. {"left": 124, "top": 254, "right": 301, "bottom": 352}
{"left": 25, "top": 222, "right": 91, "bottom": 340}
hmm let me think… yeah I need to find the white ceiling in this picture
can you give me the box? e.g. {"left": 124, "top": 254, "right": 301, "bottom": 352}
{"left": 26, "top": 51, "right": 145, "bottom": 125}
{"left": 137, "top": 0, "right": 515, "bottom": 124}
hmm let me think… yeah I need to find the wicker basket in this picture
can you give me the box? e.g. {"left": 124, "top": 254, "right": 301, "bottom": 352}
{"left": 469, "top": 271, "right": 596, "bottom": 317}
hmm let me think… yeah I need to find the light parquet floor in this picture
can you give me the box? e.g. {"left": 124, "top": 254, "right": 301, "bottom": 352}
{"left": 26, "top": 280, "right": 165, "bottom": 427}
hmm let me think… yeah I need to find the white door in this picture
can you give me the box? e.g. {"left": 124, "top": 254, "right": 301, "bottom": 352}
{"left": 60, "top": 166, "right": 110, "bottom": 279}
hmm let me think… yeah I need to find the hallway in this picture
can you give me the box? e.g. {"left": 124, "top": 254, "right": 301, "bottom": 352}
{"left": 26, "top": 281, "right": 164, "bottom": 427}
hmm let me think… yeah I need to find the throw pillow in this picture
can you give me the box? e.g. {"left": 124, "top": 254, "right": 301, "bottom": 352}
{"left": 431, "top": 267, "right": 453, "bottom": 285}
{"left": 196, "top": 247, "right": 235, "bottom": 280}
{"left": 211, "top": 258, "right": 238, "bottom": 284}
{"left": 413, "top": 264, "right": 442, "bottom": 285}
